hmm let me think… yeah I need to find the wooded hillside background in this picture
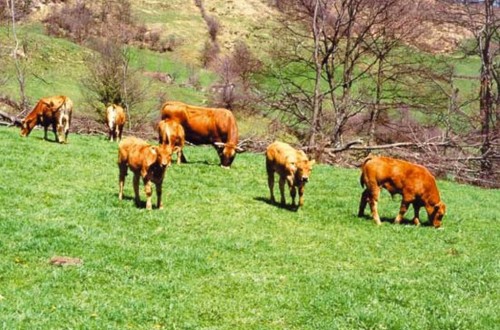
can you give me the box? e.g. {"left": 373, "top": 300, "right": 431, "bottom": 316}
{"left": 0, "top": 0, "right": 498, "bottom": 187}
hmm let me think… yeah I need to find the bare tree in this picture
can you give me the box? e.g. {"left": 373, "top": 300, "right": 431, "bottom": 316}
{"left": 267, "top": 0, "right": 407, "bottom": 147}
{"left": 209, "top": 41, "right": 262, "bottom": 111}
{"left": 362, "top": 0, "right": 429, "bottom": 145}
{"left": 7, "top": 0, "right": 28, "bottom": 113}
{"left": 81, "top": 39, "right": 148, "bottom": 128}
{"left": 437, "top": 0, "right": 499, "bottom": 179}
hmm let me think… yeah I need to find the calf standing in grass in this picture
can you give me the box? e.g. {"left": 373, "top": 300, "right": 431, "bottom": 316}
{"left": 118, "top": 137, "right": 173, "bottom": 210}
{"left": 358, "top": 155, "right": 446, "bottom": 228}
{"left": 266, "top": 141, "right": 315, "bottom": 208}
{"left": 106, "top": 104, "right": 126, "bottom": 142}
{"left": 158, "top": 119, "right": 185, "bottom": 165}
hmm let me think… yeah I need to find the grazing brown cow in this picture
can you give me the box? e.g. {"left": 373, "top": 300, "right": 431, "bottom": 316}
{"left": 106, "top": 104, "right": 126, "bottom": 142}
{"left": 158, "top": 119, "right": 185, "bottom": 165}
{"left": 118, "top": 137, "right": 173, "bottom": 210}
{"left": 266, "top": 141, "right": 315, "bottom": 208}
{"left": 160, "top": 101, "right": 243, "bottom": 168}
{"left": 20, "top": 95, "right": 73, "bottom": 143}
{"left": 358, "top": 156, "right": 446, "bottom": 228}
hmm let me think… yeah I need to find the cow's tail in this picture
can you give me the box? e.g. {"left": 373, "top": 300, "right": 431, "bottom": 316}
{"left": 358, "top": 155, "right": 373, "bottom": 188}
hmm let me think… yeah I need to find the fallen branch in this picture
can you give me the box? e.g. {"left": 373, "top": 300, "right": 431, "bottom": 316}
{"left": 345, "top": 141, "right": 452, "bottom": 151}
{"left": 0, "top": 110, "right": 22, "bottom": 126}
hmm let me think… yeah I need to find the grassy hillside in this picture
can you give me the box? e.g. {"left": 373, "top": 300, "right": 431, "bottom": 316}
{"left": 0, "top": 22, "right": 216, "bottom": 115}
{"left": 0, "top": 127, "right": 498, "bottom": 329}
{"left": 130, "top": 0, "right": 277, "bottom": 64}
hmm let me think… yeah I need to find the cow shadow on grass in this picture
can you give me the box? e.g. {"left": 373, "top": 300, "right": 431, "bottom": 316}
{"left": 117, "top": 195, "right": 162, "bottom": 209}
{"left": 33, "top": 136, "right": 59, "bottom": 143}
{"left": 358, "top": 215, "right": 433, "bottom": 227}
{"left": 254, "top": 197, "right": 300, "bottom": 212}
{"left": 358, "top": 215, "right": 395, "bottom": 224}
{"left": 181, "top": 160, "right": 219, "bottom": 166}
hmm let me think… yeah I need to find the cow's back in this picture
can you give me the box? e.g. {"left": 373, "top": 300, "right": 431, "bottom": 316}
{"left": 266, "top": 141, "right": 300, "bottom": 172}
{"left": 161, "top": 101, "right": 237, "bottom": 145}
{"left": 160, "top": 101, "right": 189, "bottom": 122}
{"left": 119, "top": 137, "right": 149, "bottom": 168}
{"left": 362, "top": 156, "right": 438, "bottom": 196}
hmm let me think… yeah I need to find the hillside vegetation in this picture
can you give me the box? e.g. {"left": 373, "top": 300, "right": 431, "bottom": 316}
{"left": 0, "top": 127, "right": 499, "bottom": 328}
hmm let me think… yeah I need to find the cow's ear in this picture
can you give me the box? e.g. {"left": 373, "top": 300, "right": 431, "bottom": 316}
{"left": 236, "top": 146, "right": 245, "bottom": 153}
{"left": 310, "top": 159, "right": 316, "bottom": 166}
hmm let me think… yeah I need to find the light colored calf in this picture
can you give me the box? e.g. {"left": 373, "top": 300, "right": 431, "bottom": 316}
{"left": 266, "top": 141, "right": 315, "bottom": 208}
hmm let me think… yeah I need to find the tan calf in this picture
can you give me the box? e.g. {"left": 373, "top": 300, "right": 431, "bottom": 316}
{"left": 118, "top": 137, "right": 172, "bottom": 210}
{"left": 158, "top": 119, "right": 185, "bottom": 165}
{"left": 106, "top": 104, "right": 126, "bottom": 142}
{"left": 358, "top": 156, "right": 446, "bottom": 228}
{"left": 266, "top": 141, "right": 315, "bottom": 208}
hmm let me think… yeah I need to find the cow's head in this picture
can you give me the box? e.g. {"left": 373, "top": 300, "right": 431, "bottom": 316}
{"left": 214, "top": 142, "right": 244, "bottom": 168}
{"left": 148, "top": 144, "right": 173, "bottom": 169}
{"left": 293, "top": 158, "right": 316, "bottom": 185}
{"left": 20, "top": 119, "right": 30, "bottom": 137}
{"left": 430, "top": 201, "right": 446, "bottom": 228}
{"left": 20, "top": 101, "right": 54, "bottom": 137}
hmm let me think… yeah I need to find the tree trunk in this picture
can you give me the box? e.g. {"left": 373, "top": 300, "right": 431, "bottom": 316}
{"left": 308, "top": 0, "right": 323, "bottom": 147}
{"left": 368, "top": 57, "right": 384, "bottom": 146}
{"left": 9, "top": 0, "right": 28, "bottom": 113}
{"left": 478, "top": 0, "right": 494, "bottom": 175}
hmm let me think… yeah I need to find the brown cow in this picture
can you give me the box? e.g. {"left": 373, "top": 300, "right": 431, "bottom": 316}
{"left": 358, "top": 156, "right": 446, "bottom": 228}
{"left": 106, "top": 104, "right": 126, "bottom": 142}
{"left": 118, "top": 137, "right": 173, "bottom": 210}
{"left": 158, "top": 119, "right": 185, "bottom": 165}
{"left": 20, "top": 95, "right": 73, "bottom": 143}
{"left": 266, "top": 141, "right": 315, "bottom": 208}
{"left": 160, "top": 101, "right": 243, "bottom": 168}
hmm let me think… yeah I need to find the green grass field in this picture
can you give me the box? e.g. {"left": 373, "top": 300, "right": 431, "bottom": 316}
{"left": 0, "top": 127, "right": 498, "bottom": 329}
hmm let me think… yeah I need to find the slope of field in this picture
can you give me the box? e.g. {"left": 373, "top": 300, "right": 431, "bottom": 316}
{"left": 0, "top": 127, "right": 498, "bottom": 329}
{"left": 131, "top": 0, "right": 277, "bottom": 64}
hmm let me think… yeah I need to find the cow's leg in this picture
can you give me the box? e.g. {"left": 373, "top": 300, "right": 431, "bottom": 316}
{"left": 118, "top": 126, "right": 123, "bottom": 142}
{"left": 133, "top": 173, "right": 141, "bottom": 207}
{"left": 176, "top": 148, "right": 182, "bottom": 165}
{"left": 395, "top": 199, "right": 410, "bottom": 224}
{"left": 180, "top": 152, "right": 188, "bottom": 163}
{"left": 118, "top": 163, "right": 127, "bottom": 200}
{"left": 52, "top": 122, "right": 58, "bottom": 142}
{"left": 412, "top": 203, "right": 421, "bottom": 226}
{"left": 298, "top": 185, "right": 305, "bottom": 207}
{"left": 155, "top": 182, "right": 163, "bottom": 210}
{"left": 358, "top": 189, "right": 370, "bottom": 217}
{"left": 289, "top": 178, "right": 297, "bottom": 206}
{"left": 278, "top": 176, "right": 288, "bottom": 205}
{"left": 44, "top": 125, "right": 49, "bottom": 141}
{"left": 368, "top": 186, "right": 382, "bottom": 225}
{"left": 266, "top": 163, "right": 276, "bottom": 203}
{"left": 144, "top": 179, "right": 153, "bottom": 210}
